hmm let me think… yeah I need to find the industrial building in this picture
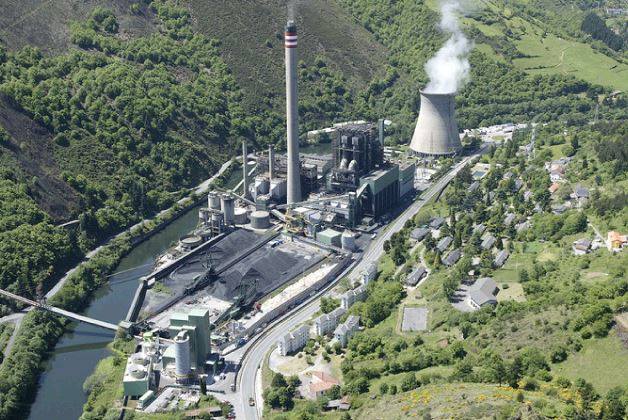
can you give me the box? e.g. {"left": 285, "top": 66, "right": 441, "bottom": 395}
{"left": 162, "top": 308, "right": 211, "bottom": 373}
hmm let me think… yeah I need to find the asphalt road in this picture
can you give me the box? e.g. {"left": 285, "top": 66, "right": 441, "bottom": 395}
{"left": 234, "top": 151, "right": 483, "bottom": 419}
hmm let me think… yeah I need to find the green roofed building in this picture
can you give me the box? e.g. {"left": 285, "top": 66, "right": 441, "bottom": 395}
{"left": 162, "top": 308, "right": 210, "bottom": 372}
{"left": 359, "top": 164, "right": 399, "bottom": 218}
{"left": 317, "top": 228, "right": 342, "bottom": 247}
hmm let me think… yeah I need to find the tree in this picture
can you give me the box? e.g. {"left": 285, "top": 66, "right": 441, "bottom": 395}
{"left": 271, "top": 372, "right": 288, "bottom": 388}
{"left": 400, "top": 372, "right": 419, "bottom": 392}
{"left": 389, "top": 384, "right": 398, "bottom": 395}
{"left": 601, "top": 387, "right": 626, "bottom": 420}
{"left": 320, "top": 297, "right": 340, "bottom": 314}
{"left": 379, "top": 382, "right": 389, "bottom": 395}
{"left": 200, "top": 377, "right": 207, "bottom": 395}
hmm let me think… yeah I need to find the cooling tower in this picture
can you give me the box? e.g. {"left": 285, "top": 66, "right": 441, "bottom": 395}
{"left": 409, "top": 91, "right": 461, "bottom": 156}
{"left": 285, "top": 20, "right": 302, "bottom": 204}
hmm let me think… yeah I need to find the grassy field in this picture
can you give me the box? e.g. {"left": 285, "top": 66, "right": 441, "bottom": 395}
{"left": 353, "top": 382, "right": 567, "bottom": 419}
{"left": 551, "top": 330, "right": 628, "bottom": 394}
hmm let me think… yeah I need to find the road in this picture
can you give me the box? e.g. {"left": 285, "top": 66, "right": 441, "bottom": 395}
{"left": 234, "top": 150, "right": 483, "bottom": 419}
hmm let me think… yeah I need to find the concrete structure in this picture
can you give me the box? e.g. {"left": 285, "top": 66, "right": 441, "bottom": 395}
{"left": 469, "top": 277, "right": 499, "bottom": 308}
{"left": 399, "top": 162, "right": 416, "bottom": 197}
{"left": 268, "top": 144, "right": 275, "bottom": 179}
{"left": 340, "top": 285, "right": 366, "bottom": 310}
{"left": 341, "top": 229, "right": 356, "bottom": 251}
{"left": 249, "top": 210, "right": 271, "bottom": 229}
{"left": 174, "top": 331, "right": 192, "bottom": 382}
{"left": 334, "top": 315, "right": 360, "bottom": 347}
{"left": 285, "top": 20, "right": 301, "bottom": 204}
{"left": 406, "top": 266, "right": 427, "bottom": 286}
{"left": 358, "top": 165, "right": 400, "bottom": 218}
{"left": 401, "top": 307, "right": 428, "bottom": 332}
{"left": 318, "top": 228, "right": 342, "bottom": 247}
{"left": 410, "top": 91, "right": 461, "bottom": 156}
{"left": 138, "top": 390, "right": 155, "bottom": 410}
{"left": 164, "top": 308, "right": 210, "bottom": 372}
{"left": 313, "top": 306, "right": 346, "bottom": 336}
{"left": 220, "top": 194, "right": 235, "bottom": 225}
{"left": 277, "top": 324, "right": 309, "bottom": 356}
{"left": 123, "top": 352, "right": 152, "bottom": 397}
{"left": 242, "top": 141, "right": 250, "bottom": 199}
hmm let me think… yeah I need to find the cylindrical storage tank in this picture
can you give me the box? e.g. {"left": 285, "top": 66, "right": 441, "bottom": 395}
{"left": 220, "top": 194, "right": 235, "bottom": 225}
{"left": 211, "top": 210, "right": 223, "bottom": 224}
{"left": 255, "top": 176, "right": 270, "bottom": 195}
{"left": 208, "top": 192, "right": 221, "bottom": 210}
{"left": 256, "top": 194, "right": 271, "bottom": 211}
{"left": 341, "top": 230, "right": 356, "bottom": 251}
{"left": 129, "top": 365, "right": 146, "bottom": 379}
{"left": 409, "top": 91, "right": 461, "bottom": 156}
{"left": 180, "top": 235, "right": 203, "bottom": 251}
{"left": 249, "top": 210, "right": 271, "bottom": 229}
{"left": 174, "top": 331, "right": 191, "bottom": 380}
{"left": 234, "top": 207, "right": 248, "bottom": 225}
{"left": 131, "top": 354, "right": 150, "bottom": 366}
{"left": 198, "top": 208, "right": 210, "bottom": 223}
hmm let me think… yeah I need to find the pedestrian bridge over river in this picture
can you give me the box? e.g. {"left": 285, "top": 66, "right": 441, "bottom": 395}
{"left": 0, "top": 288, "right": 120, "bottom": 331}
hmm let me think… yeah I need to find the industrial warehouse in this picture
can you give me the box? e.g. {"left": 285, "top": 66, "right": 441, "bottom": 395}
{"left": 114, "top": 18, "right": 471, "bottom": 413}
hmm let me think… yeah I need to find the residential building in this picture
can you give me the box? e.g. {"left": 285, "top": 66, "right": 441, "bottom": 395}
{"left": 278, "top": 325, "right": 310, "bottom": 356}
{"left": 514, "top": 179, "right": 524, "bottom": 192}
{"left": 572, "top": 185, "right": 589, "bottom": 207}
{"left": 481, "top": 234, "right": 496, "bottom": 250}
{"left": 429, "top": 217, "right": 445, "bottom": 229}
{"left": 313, "top": 307, "right": 346, "bottom": 336}
{"left": 607, "top": 231, "right": 627, "bottom": 252}
{"left": 307, "top": 371, "right": 341, "bottom": 399}
{"left": 548, "top": 182, "right": 560, "bottom": 194}
{"left": 361, "top": 262, "right": 378, "bottom": 285}
{"left": 410, "top": 227, "right": 430, "bottom": 242}
{"left": 437, "top": 236, "right": 453, "bottom": 253}
{"left": 405, "top": 266, "right": 427, "bottom": 287}
{"left": 443, "top": 248, "right": 462, "bottom": 266}
{"left": 340, "top": 285, "right": 366, "bottom": 310}
{"left": 504, "top": 213, "right": 516, "bottom": 226}
{"left": 468, "top": 181, "right": 480, "bottom": 193}
{"left": 468, "top": 277, "right": 499, "bottom": 309}
{"left": 473, "top": 223, "right": 486, "bottom": 235}
{"left": 515, "top": 221, "right": 530, "bottom": 233}
{"left": 572, "top": 239, "right": 592, "bottom": 255}
{"left": 334, "top": 315, "right": 360, "bottom": 347}
{"left": 493, "top": 249, "right": 510, "bottom": 268}
{"left": 523, "top": 190, "right": 532, "bottom": 202}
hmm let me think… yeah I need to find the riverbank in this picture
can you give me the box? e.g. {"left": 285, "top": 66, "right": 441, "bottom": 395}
{"left": 0, "top": 160, "right": 234, "bottom": 420}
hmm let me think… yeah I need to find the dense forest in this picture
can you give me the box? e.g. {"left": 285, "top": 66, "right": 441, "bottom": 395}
{"left": 581, "top": 12, "right": 625, "bottom": 51}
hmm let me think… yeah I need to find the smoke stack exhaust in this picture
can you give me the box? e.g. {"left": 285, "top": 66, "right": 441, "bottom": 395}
{"left": 285, "top": 20, "right": 301, "bottom": 204}
{"left": 242, "top": 140, "right": 250, "bottom": 199}
{"left": 409, "top": 91, "right": 461, "bottom": 156}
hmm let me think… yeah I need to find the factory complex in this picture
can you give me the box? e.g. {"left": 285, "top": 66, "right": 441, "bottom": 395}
{"left": 117, "top": 18, "right": 478, "bottom": 415}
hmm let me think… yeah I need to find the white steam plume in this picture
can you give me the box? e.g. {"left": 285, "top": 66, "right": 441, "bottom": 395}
{"left": 424, "top": 1, "right": 473, "bottom": 94}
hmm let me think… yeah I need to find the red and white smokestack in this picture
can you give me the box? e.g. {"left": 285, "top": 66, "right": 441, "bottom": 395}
{"left": 285, "top": 20, "right": 301, "bottom": 204}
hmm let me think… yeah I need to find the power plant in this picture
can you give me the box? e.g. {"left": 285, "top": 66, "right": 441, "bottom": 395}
{"left": 410, "top": 91, "right": 462, "bottom": 156}
{"left": 285, "top": 20, "right": 301, "bottom": 204}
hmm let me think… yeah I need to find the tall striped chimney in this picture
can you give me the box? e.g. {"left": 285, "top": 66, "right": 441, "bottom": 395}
{"left": 285, "top": 20, "right": 301, "bottom": 204}
{"left": 242, "top": 140, "right": 250, "bottom": 199}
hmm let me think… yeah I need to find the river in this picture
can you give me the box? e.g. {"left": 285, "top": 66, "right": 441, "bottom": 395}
{"left": 27, "top": 206, "right": 201, "bottom": 420}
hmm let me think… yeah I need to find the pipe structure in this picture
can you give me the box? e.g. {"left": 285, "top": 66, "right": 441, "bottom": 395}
{"left": 242, "top": 141, "right": 249, "bottom": 199}
{"left": 285, "top": 20, "right": 301, "bottom": 204}
{"left": 268, "top": 144, "right": 275, "bottom": 179}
